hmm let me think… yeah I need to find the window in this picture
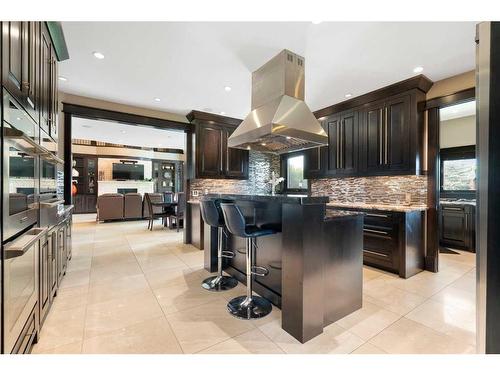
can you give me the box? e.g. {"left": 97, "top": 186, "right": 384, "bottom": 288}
{"left": 440, "top": 146, "right": 476, "bottom": 198}
{"left": 442, "top": 158, "right": 476, "bottom": 191}
{"left": 286, "top": 155, "right": 307, "bottom": 191}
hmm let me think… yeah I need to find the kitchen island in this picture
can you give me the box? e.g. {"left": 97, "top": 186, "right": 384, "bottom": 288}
{"left": 201, "top": 194, "right": 364, "bottom": 343}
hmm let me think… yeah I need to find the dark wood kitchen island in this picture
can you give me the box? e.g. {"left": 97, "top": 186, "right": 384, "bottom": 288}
{"left": 201, "top": 194, "right": 364, "bottom": 343}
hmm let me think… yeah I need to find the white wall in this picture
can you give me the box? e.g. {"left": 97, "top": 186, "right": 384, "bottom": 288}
{"left": 440, "top": 115, "right": 476, "bottom": 148}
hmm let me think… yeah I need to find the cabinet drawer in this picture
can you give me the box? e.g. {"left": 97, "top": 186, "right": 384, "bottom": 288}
{"left": 363, "top": 212, "right": 395, "bottom": 227}
{"left": 363, "top": 224, "right": 398, "bottom": 272}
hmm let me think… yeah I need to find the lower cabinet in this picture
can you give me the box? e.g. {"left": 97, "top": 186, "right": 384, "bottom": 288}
{"left": 439, "top": 204, "right": 476, "bottom": 251}
{"left": 38, "top": 215, "right": 73, "bottom": 333}
{"left": 74, "top": 194, "right": 97, "bottom": 214}
{"left": 328, "top": 207, "right": 425, "bottom": 278}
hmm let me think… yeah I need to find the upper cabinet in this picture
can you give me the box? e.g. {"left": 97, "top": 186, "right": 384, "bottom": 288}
{"left": 306, "top": 76, "right": 431, "bottom": 179}
{"left": 187, "top": 111, "right": 249, "bottom": 180}
{"left": 2, "top": 22, "right": 40, "bottom": 123}
{"left": 2, "top": 22, "right": 67, "bottom": 140}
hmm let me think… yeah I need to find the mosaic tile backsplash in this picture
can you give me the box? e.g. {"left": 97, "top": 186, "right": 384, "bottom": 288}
{"left": 310, "top": 175, "right": 428, "bottom": 206}
{"left": 189, "top": 151, "right": 281, "bottom": 198}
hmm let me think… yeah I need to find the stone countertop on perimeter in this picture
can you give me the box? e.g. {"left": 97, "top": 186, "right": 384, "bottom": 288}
{"left": 326, "top": 202, "right": 428, "bottom": 213}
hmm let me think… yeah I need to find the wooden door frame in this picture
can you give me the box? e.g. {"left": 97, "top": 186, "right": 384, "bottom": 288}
{"left": 424, "top": 87, "right": 475, "bottom": 272}
{"left": 62, "top": 103, "right": 192, "bottom": 205}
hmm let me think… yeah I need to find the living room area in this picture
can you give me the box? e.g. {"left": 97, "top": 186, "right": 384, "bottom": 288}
{"left": 65, "top": 95, "right": 186, "bottom": 228}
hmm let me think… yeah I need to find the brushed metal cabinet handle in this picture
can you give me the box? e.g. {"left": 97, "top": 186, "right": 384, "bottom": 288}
{"left": 364, "top": 249, "right": 389, "bottom": 258}
{"left": 384, "top": 107, "right": 388, "bottom": 164}
{"left": 366, "top": 213, "right": 390, "bottom": 218}
{"left": 379, "top": 109, "right": 383, "bottom": 165}
{"left": 364, "top": 228, "right": 390, "bottom": 235}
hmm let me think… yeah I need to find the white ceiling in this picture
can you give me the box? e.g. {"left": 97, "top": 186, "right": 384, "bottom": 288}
{"left": 72, "top": 117, "right": 185, "bottom": 148}
{"left": 440, "top": 100, "right": 476, "bottom": 121}
{"left": 59, "top": 22, "right": 477, "bottom": 119}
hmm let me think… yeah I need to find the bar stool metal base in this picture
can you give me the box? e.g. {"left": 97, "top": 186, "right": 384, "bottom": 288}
{"left": 202, "top": 275, "right": 238, "bottom": 292}
{"left": 227, "top": 295, "right": 272, "bottom": 320}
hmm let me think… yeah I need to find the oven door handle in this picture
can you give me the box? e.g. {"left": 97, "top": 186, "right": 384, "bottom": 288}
{"left": 4, "top": 127, "right": 64, "bottom": 164}
{"left": 4, "top": 227, "right": 47, "bottom": 260}
{"left": 40, "top": 199, "right": 65, "bottom": 208}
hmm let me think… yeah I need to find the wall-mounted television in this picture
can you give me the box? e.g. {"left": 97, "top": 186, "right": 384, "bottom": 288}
{"left": 112, "top": 163, "right": 144, "bottom": 180}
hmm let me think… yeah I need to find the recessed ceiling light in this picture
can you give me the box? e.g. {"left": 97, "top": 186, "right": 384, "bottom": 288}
{"left": 58, "top": 76, "right": 67, "bottom": 82}
{"left": 93, "top": 51, "right": 105, "bottom": 59}
{"left": 312, "top": 21, "right": 323, "bottom": 25}
{"left": 154, "top": 98, "right": 161, "bottom": 102}
{"left": 345, "top": 93, "right": 353, "bottom": 98}
{"left": 220, "top": 111, "right": 226, "bottom": 115}
{"left": 224, "top": 86, "right": 232, "bottom": 92}
{"left": 413, "top": 66, "right": 424, "bottom": 74}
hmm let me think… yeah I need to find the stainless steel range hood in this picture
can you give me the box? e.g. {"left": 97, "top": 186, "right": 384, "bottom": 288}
{"left": 228, "top": 49, "right": 328, "bottom": 154}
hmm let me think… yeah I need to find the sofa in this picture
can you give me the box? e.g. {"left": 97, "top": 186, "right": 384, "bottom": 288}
{"left": 96, "top": 193, "right": 125, "bottom": 221}
{"left": 124, "top": 193, "right": 143, "bottom": 219}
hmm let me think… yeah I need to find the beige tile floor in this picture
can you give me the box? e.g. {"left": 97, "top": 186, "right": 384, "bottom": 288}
{"left": 32, "top": 214, "right": 477, "bottom": 354}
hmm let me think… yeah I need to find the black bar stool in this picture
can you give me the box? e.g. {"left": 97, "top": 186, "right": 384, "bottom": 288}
{"left": 220, "top": 202, "right": 276, "bottom": 320}
{"left": 199, "top": 199, "right": 238, "bottom": 291}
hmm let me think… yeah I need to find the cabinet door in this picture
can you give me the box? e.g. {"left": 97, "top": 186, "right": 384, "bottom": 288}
{"left": 326, "top": 114, "right": 342, "bottom": 174}
{"left": 223, "top": 127, "right": 249, "bottom": 179}
{"left": 304, "top": 119, "right": 328, "bottom": 178}
{"left": 385, "top": 95, "right": 411, "bottom": 171}
{"left": 49, "top": 231, "right": 58, "bottom": 298}
{"left": 339, "top": 110, "right": 359, "bottom": 175}
{"left": 197, "top": 124, "right": 223, "bottom": 178}
{"left": 40, "top": 26, "right": 52, "bottom": 135}
{"left": 361, "top": 100, "right": 385, "bottom": 173}
{"left": 24, "top": 22, "right": 40, "bottom": 121}
{"left": 86, "top": 195, "right": 97, "bottom": 214}
{"left": 39, "top": 236, "right": 51, "bottom": 323}
{"left": 57, "top": 226, "right": 65, "bottom": 282}
{"left": 49, "top": 44, "right": 58, "bottom": 140}
{"left": 440, "top": 206, "right": 467, "bottom": 248}
{"left": 2, "top": 21, "right": 25, "bottom": 105}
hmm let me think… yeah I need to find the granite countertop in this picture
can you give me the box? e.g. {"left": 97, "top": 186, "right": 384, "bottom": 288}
{"left": 324, "top": 209, "right": 364, "bottom": 221}
{"left": 200, "top": 193, "right": 329, "bottom": 205}
{"left": 326, "top": 202, "right": 428, "bottom": 213}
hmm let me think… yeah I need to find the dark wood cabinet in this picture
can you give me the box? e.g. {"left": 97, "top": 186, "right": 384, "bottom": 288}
{"left": 197, "top": 122, "right": 224, "bottom": 177}
{"left": 361, "top": 100, "right": 386, "bottom": 173}
{"left": 49, "top": 229, "right": 58, "bottom": 299}
{"left": 40, "top": 24, "right": 52, "bottom": 135}
{"left": 2, "top": 21, "right": 41, "bottom": 123}
{"left": 325, "top": 111, "right": 359, "bottom": 176}
{"left": 188, "top": 111, "right": 249, "bottom": 180}
{"left": 73, "top": 155, "right": 98, "bottom": 213}
{"left": 359, "top": 94, "right": 414, "bottom": 175}
{"left": 440, "top": 204, "right": 476, "bottom": 251}
{"left": 39, "top": 233, "right": 51, "bottom": 324}
{"left": 328, "top": 206, "right": 425, "bottom": 278}
{"left": 2, "top": 21, "right": 25, "bottom": 107}
{"left": 308, "top": 76, "right": 431, "bottom": 178}
{"left": 224, "top": 127, "right": 249, "bottom": 178}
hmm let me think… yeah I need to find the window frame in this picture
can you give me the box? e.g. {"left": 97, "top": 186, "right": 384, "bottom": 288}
{"left": 440, "top": 145, "right": 476, "bottom": 199}
{"left": 280, "top": 151, "right": 308, "bottom": 193}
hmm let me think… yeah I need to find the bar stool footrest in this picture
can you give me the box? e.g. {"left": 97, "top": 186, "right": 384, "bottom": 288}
{"left": 251, "top": 266, "right": 269, "bottom": 277}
